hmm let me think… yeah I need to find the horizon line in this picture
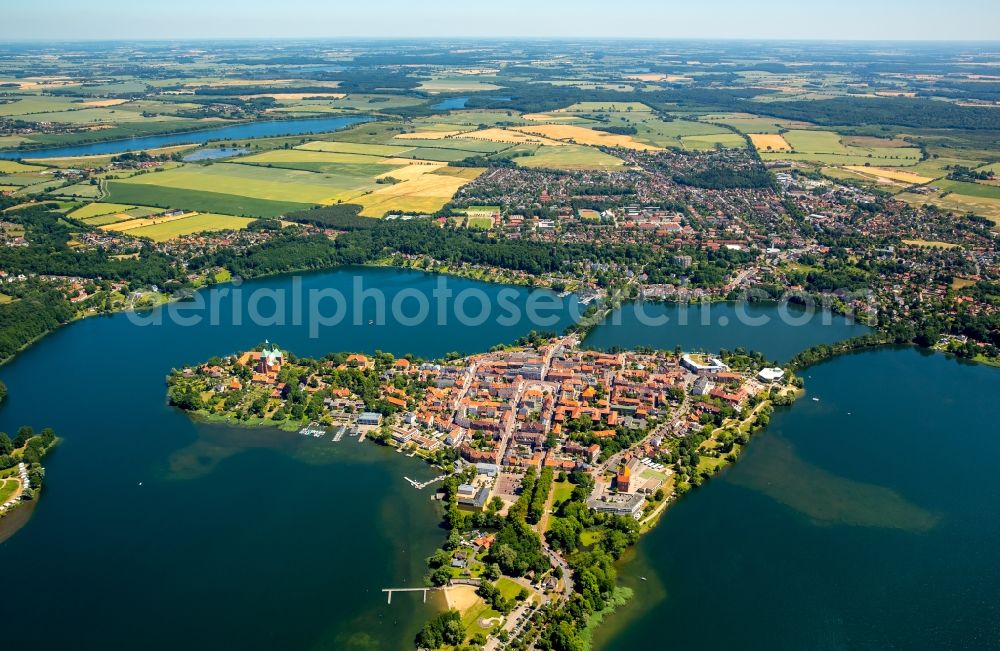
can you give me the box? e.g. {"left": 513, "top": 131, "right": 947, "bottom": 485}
{"left": 2, "top": 36, "right": 1000, "bottom": 44}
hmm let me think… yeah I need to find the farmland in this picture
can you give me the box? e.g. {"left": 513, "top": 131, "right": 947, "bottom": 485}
{"left": 105, "top": 182, "right": 313, "bottom": 218}
{"left": 514, "top": 144, "right": 625, "bottom": 170}
{"left": 511, "top": 124, "right": 661, "bottom": 151}
{"left": 102, "top": 212, "right": 256, "bottom": 241}
{"left": 760, "top": 130, "right": 923, "bottom": 166}
{"left": 749, "top": 133, "right": 792, "bottom": 152}
{"left": 841, "top": 166, "right": 934, "bottom": 185}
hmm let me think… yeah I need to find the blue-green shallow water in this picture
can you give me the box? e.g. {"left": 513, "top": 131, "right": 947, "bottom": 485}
{"left": 0, "top": 267, "right": 580, "bottom": 650}
{"left": 596, "top": 347, "right": 1000, "bottom": 651}
{"left": 583, "top": 301, "right": 871, "bottom": 362}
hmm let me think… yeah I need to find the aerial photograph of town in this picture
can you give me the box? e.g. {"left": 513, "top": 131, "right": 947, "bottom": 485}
{"left": 0, "top": 1, "right": 998, "bottom": 649}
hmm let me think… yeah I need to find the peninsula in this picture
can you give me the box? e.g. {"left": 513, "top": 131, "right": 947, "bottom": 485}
{"left": 168, "top": 336, "right": 794, "bottom": 649}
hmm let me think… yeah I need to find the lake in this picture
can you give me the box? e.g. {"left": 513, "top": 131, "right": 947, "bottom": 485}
{"left": 583, "top": 300, "right": 871, "bottom": 362}
{"left": 0, "top": 116, "right": 372, "bottom": 160}
{"left": 0, "top": 267, "right": 580, "bottom": 651}
{"left": 595, "top": 347, "right": 1000, "bottom": 651}
{"left": 0, "top": 266, "right": 991, "bottom": 650}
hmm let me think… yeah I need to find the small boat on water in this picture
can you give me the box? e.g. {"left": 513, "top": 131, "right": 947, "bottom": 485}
{"left": 812, "top": 397, "right": 819, "bottom": 402}
{"left": 640, "top": 576, "right": 647, "bottom": 581}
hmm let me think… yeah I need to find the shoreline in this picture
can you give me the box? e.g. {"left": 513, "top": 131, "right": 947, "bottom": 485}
{"left": 0, "top": 113, "right": 378, "bottom": 157}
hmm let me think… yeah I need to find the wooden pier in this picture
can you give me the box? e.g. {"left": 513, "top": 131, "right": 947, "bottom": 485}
{"left": 382, "top": 587, "right": 434, "bottom": 604}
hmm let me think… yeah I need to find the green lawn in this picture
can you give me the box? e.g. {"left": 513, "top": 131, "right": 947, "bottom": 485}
{"left": 580, "top": 527, "right": 606, "bottom": 547}
{"left": 0, "top": 478, "right": 21, "bottom": 504}
{"left": 551, "top": 480, "right": 575, "bottom": 507}
{"left": 495, "top": 577, "right": 525, "bottom": 601}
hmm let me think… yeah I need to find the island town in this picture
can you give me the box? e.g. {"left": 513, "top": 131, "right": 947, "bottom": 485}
{"left": 167, "top": 336, "right": 793, "bottom": 649}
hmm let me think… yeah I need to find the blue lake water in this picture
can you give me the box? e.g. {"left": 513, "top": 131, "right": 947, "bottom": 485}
{"left": 182, "top": 146, "right": 249, "bottom": 162}
{"left": 596, "top": 347, "right": 1000, "bottom": 651}
{"left": 0, "top": 116, "right": 372, "bottom": 160}
{"left": 0, "top": 266, "right": 993, "bottom": 651}
{"left": 583, "top": 301, "right": 871, "bottom": 363}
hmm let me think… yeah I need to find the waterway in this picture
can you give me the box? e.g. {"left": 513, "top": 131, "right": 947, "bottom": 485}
{"left": 596, "top": 347, "right": 1000, "bottom": 650}
{"left": 0, "top": 116, "right": 372, "bottom": 160}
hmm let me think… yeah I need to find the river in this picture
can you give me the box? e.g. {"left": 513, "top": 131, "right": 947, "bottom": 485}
{"left": 0, "top": 116, "right": 372, "bottom": 160}
{"left": 0, "top": 267, "right": 990, "bottom": 650}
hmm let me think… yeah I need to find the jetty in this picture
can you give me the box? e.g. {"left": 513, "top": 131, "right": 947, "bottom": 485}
{"left": 404, "top": 474, "right": 448, "bottom": 490}
{"left": 299, "top": 422, "right": 325, "bottom": 437}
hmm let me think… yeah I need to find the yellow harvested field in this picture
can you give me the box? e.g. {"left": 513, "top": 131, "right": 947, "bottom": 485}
{"left": 511, "top": 124, "right": 661, "bottom": 151}
{"left": 434, "top": 166, "right": 484, "bottom": 180}
{"left": 460, "top": 128, "right": 565, "bottom": 146}
{"left": 376, "top": 160, "right": 446, "bottom": 181}
{"left": 349, "top": 165, "right": 480, "bottom": 217}
{"left": 81, "top": 99, "right": 130, "bottom": 107}
{"left": 101, "top": 212, "right": 194, "bottom": 232}
{"left": 394, "top": 130, "right": 471, "bottom": 140}
{"left": 902, "top": 239, "right": 960, "bottom": 249}
{"left": 843, "top": 166, "right": 933, "bottom": 185}
{"left": 750, "top": 133, "right": 792, "bottom": 152}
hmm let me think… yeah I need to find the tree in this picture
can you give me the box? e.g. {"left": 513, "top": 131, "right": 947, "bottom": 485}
{"left": 428, "top": 567, "right": 451, "bottom": 587}
{"left": 0, "top": 432, "right": 12, "bottom": 455}
{"left": 13, "top": 426, "right": 33, "bottom": 448}
{"left": 414, "top": 610, "right": 465, "bottom": 649}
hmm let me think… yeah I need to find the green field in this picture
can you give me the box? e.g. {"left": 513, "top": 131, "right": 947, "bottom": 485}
{"left": 415, "top": 111, "right": 528, "bottom": 128}
{"left": 0, "top": 160, "right": 46, "bottom": 174}
{"left": 0, "top": 95, "right": 81, "bottom": 116}
{"left": 118, "top": 163, "right": 361, "bottom": 204}
{"left": 682, "top": 133, "right": 747, "bottom": 150}
{"left": 68, "top": 202, "right": 137, "bottom": 220}
{"left": 937, "top": 179, "right": 1000, "bottom": 200}
{"left": 764, "top": 129, "right": 923, "bottom": 166}
{"left": 898, "top": 190, "right": 1000, "bottom": 227}
{"left": 124, "top": 213, "right": 257, "bottom": 241}
{"left": 106, "top": 182, "right": 313, "bottom": 218}
{"left": 516, "top": 144, "right": 624, "bottom": 170}
{"left": 559, "top": 101, "right": 653, "bottom": 113}
{"left": 237, "top": 149, "right": 405, "bottom": 173}
{"left": 82, "top": 212, "right": 138, "bottom": 226}
{"left": 297, "top": 140, "right": 416, "bottom": 157}
{"left": 697, "top": 114, "right": 797, "bottom": 134}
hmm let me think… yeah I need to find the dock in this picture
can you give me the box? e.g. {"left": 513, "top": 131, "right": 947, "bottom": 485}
{"left": 331, "top": 426, "right": 345, "bottom": 442}
{"left": 382, "top": 587, "right": 437, "bottom": 604}
{"left": 299, "top": 421, "right": 325, "bottom": 437}
{"left": 404, "top": 474, "right": 448, "bottom": 490}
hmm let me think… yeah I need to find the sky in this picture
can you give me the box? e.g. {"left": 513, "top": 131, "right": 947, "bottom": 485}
{"left": 2, "top": 0, "right": 998, "bottom": 41}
